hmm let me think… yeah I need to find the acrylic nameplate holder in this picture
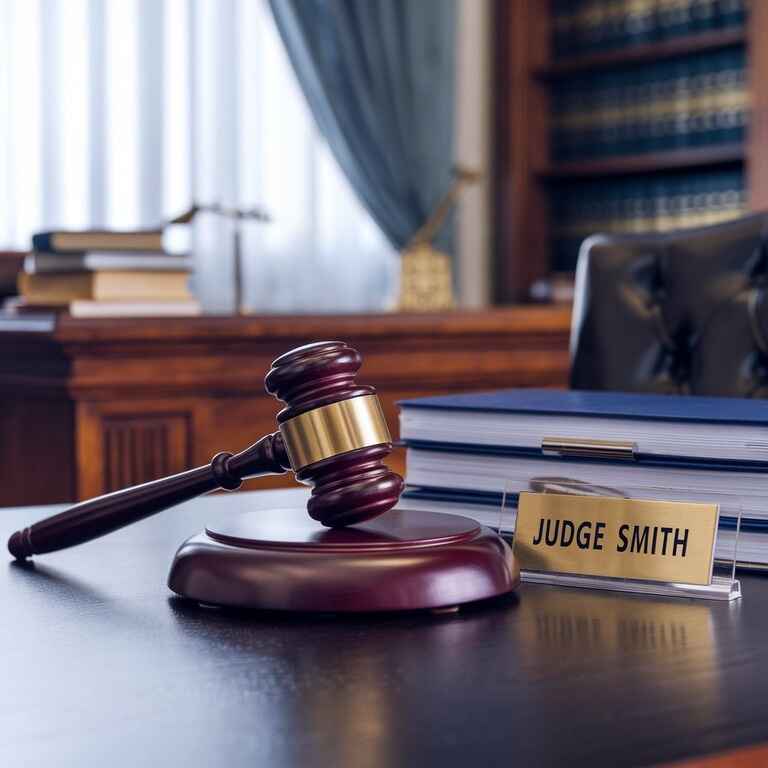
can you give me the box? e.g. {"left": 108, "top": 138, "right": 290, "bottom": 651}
{"left": 498, "top": 480, "right": 742, "bottom": 602}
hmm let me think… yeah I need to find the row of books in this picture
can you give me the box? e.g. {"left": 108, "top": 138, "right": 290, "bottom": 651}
{"left": 398, "top": 388, "right": 768, "bottom": 569}
{"left": 7, "top": 230, "right": 199, "bottom": 317}
{"left": 552, "top": 0, "right": 748, "bottom": 57}
{"left": 552, "top": 48, "right": 747, "bottom": 161}
{"left": 550, "top": 169, "right": 746, "bottom": 271}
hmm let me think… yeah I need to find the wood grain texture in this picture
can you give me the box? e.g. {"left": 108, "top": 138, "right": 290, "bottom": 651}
{"left": 537, "top": 144, "right": 744, "bottom": 179}
{"left": 0, "top": 250, "right": 25, "bottom": 298}
{"left": 534, "top": 27, "right": 746, "bottom": 79}
{"left": 2, "top": 489, "right": 768, "bottom": 768}
{"left": 0, "top": 396, "right": 75, "bottom": 504}
{"left": 493, "top": 0, "right": 551, "bottom": 303}
{"left": 101, "top": 413, "right": 192, "bottom": 492}
{"left": 0, "top": 308, "right": 571, "bottom": 505}
{"left": 169, "top": 507, "right": 517, "bottom": 611}
{"left": 663, "top": 743, "right": 768, "bottom": 767}
{"left": 748, "top": 0, "right": 768, "bottom": 209}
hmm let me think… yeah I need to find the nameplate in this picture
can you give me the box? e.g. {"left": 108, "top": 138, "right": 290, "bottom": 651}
{"left": 514, "top": 492, "right": 719, "bottom": 586}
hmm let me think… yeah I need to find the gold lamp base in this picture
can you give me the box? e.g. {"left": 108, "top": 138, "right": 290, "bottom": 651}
{"left": 397, "top": 243, "right": 455, "bottom": 311}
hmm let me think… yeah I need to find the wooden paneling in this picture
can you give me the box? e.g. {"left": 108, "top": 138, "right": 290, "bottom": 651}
{"left": 0, "top": 396, "right": 75, "bottom": 506}
{"left": 101, "top": 413, "right": 191, "bottom": 492}
{"left": 665, "top": 743, "right": 768, "bottom": 767}
{"left": 534, "top": 27, "right": 746, "bottom": 79}
{"left": 0, "top": 308, "right": 571, "bottom": 505}
{"left": 538, "top": 144, "right": 745, "bottom": 179}
{"left": 493, "top": 0, "right": 551, "bottom": 303}
{"left": 0, "top": 251, "right": 25, "bottom": 299}
{"left": 748, "top": 0, "right": 768, "bottom": 209}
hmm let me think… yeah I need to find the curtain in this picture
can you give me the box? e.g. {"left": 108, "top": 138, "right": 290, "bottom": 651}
{"left": 0, "top": 0, "right": 398, "bottom": 312}
{"left": 269, "top": 0, "right": 457, "bottom": 257}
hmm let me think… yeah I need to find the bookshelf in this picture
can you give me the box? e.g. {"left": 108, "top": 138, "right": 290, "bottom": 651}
{"left": 537, "top": 143, "right": 745, "bottom": 179}
{"left": 493, "top": 0, "right": 764, "bottom": 302}
{"left": 533, "top": 27, "right": 746, "bottom": 79}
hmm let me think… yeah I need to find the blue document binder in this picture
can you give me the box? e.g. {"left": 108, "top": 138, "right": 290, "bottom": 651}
{"left": 399, "top": 389, "right": 768, "bottom": 567}
{"left": 399, "top": 389, "right": 768, "bottom": 467}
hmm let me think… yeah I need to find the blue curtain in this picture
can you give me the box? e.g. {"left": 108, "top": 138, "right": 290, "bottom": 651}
{"left": 269, "top": 0, "right": 457, "bottom": 255}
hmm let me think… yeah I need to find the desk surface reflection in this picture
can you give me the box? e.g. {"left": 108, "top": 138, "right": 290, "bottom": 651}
{"left": 2, "top": 490, "right": 766, "bottom": 768}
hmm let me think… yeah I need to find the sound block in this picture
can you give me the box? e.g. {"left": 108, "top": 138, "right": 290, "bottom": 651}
{"left": 168, "top": 508, "right": 519, "bottom": 612}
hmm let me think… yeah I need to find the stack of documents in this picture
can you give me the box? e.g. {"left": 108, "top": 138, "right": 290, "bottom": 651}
{"left": 398, "top": 389, "right": 768, "bottom": 568}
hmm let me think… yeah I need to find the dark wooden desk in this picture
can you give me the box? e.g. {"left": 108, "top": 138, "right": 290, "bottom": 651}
{"left": 3, "top": 489, "right": 768, "bottom": 767}
{"left": 0, "top": 307, "right": 570, "bottom": 506}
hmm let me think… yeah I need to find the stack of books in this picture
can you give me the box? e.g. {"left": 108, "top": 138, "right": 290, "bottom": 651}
{"left": 398, "top": 389, "right": 768, "bottom": 569}
{"left": 551, "top": 168, "right": 746, "bottom": 271}
{"left": 551, "top": 48, "right": 748, "bottom": 162}
{"left": 552, "top": 0, "right": 747, "bottom": 57}
{"left": 9, "top": 229, "right": 199, "bottom": 317}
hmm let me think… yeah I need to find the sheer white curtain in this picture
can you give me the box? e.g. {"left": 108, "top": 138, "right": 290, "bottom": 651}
{"left": 0, "top": 0, "right": 398, "bottom": 312}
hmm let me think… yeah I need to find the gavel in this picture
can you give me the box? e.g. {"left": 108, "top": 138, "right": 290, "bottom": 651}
{"left": 8, "top": 341, "right": 404, "bottom": 559}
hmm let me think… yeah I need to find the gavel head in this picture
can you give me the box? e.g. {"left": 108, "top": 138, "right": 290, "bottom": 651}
{"left": 265, "top": 341, "right": 404, "bottom": 527}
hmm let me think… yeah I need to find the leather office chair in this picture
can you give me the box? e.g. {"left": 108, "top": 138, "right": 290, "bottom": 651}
{"left": 570, "top": 212, "right": 768, "bottom": 397}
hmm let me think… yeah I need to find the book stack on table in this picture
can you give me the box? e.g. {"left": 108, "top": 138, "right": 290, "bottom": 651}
{"left": 6, "top": 230, "right": 199, "bottom": 317}
{"left": 398, "top": 389, "right": 768, "bottom": 569}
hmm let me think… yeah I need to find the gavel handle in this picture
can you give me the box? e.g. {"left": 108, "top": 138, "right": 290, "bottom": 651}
{"left": 7, "top": 432, "right": 291, "bottom": 560}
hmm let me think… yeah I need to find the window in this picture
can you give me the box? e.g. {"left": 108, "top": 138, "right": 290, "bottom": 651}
{"left": 0, "top": 0, "right": 398, "bottom": 311}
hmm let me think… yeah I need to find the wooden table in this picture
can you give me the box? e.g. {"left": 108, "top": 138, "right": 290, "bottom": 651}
{"left": 3, "top": 489, "right": 768, "bottom": 767}
{"left": 0, "top": 307, "right": 571, "bottom": 507}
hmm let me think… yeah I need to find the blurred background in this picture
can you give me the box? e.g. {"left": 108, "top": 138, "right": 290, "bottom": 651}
{"left": 0, "top": 0, "right": 493, "bottom": 313}
{"left": 0, "top": 0, "right": 761, "bottom": 507}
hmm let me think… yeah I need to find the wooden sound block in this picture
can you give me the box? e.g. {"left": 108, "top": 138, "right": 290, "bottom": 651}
{"left": 168, "top": 508, "right": 519, "bottom": 612}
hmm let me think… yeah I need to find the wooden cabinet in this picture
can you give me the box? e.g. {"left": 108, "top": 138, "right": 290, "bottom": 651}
{"left": 0, "top": 307, "right": 571, "bottom": 506}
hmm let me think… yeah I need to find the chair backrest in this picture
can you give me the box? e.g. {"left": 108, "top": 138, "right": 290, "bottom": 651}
{"left": 570, "top": 212, "right": 768, "bottom": 397}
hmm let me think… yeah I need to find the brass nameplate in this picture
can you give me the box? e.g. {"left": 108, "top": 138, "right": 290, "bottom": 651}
{"left": 514, "top": 492, "right": 718, "bottom": 586}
